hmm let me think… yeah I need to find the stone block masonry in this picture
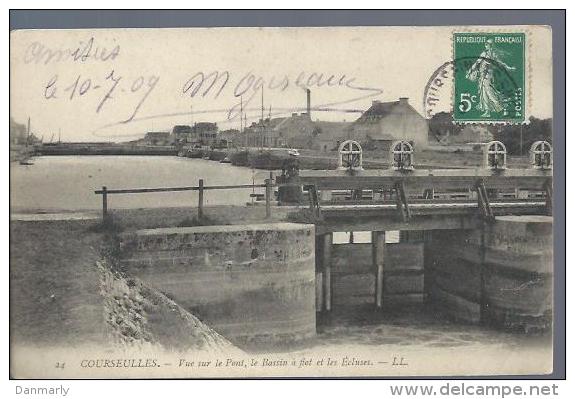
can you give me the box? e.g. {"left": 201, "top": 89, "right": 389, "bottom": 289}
{"left": 426, "top": 215, "right": 552, "bottom": 331}
{"left": 119, "top": 223, "right": 316, "bottom": 347}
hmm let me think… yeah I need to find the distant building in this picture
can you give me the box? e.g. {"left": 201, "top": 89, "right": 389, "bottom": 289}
{"left": 240, "top": 97, "right": 428, "bottom": 152}
{"left": 284, "top": 118, "right": 350, "bottom": 151}
{"left": 348, "top": 98, "right": 428, "bottom": 150}
{"left": 142, "top": 131, "right": 173, "bottom": 145}
{"left": 10, "top": 117, "right": 40, "bottom": 145}
{"left": 218, "top": 129, "right": 239, "bottom": 148}
{"left": 242, "top": 117, "right": 290, "bottom": 148}
{"left": 242, "top": 114, "right": 350, "bottom": 151}
{"left": 193, "top": 122, "right": 218, "bottom": 145}
{"left": 10, "top": 117, "right": 27, "bottom": 145}
{"left": 170, "top": 123, "right": 219, "bottom": 146}
{"left": 240, "top": 88, "right": 350, "bottom": 150}
{"left": 171, "top": 125, "right": 194, "bottom": 143}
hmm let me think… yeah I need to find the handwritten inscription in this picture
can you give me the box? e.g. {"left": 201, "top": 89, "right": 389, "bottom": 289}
{"left": 183, "top": 70, "right": 357, "bottom": 99}
{"left": 33, "top": 38, "right": 383, "bottom": 131}
{"left": 182, "top": 70, "right": 383, "bottom": 120}
{"left": 24, "top": 37, "right": 120, "bottom": 65}
{"left": 44, "top": 70, "right": 160, "bottom": 123}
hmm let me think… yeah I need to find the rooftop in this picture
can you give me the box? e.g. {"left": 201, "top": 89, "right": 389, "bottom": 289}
{"left": 354, "top": 98, "right": 419, "bottom": 124}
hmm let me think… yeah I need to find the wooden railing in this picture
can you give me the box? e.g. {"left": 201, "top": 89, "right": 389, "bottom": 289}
{"left": 293, "top": 168, "right": 553, "bottom": 222}
{"left": 94, "top": 178, "right": 274, "bottom": 221}
{"left": 94, "top": 168, "right": 553, "bottom": 224}
{"left": 295, "top": 168, "right": 553, "bottom": 192}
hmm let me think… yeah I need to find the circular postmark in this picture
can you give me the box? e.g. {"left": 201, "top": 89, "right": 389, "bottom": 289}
{"left": 423, "top": 57, "right": 521, "bottom": 122}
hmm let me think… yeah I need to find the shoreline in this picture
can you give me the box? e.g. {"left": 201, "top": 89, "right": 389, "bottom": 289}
{"left": 16, "top": 146, "right": 532, "bottom": 171}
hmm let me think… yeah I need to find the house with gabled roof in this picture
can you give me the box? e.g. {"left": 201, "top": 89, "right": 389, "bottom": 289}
{"left": 240, "top": 94, "right": 427, "bottom": 152}
{"left": 348, "top": 98, "right": 428, "bottom": 150}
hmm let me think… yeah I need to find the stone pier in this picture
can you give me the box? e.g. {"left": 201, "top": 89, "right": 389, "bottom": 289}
{"left": 119, "top": 223, "right": 317, "bottom": 345}
{"left": 425, "top": 215, "right": 553, "bottom": 330}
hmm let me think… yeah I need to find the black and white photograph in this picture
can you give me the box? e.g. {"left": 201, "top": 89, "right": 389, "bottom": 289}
{"left": 8, "top": 11, "right": 564, "bottom": 381}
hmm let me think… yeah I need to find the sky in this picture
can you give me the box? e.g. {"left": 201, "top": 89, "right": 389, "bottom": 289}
{"left": 10, "top": 26, "right": 552, "bottom": 142}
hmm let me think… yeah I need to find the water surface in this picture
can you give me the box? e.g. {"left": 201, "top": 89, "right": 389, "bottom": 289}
{"left": 11, "top": 156, "right": 268, "bottom": 211}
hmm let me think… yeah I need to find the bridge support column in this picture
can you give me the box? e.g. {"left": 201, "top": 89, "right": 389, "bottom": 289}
{"left": 322, "top": 233, "right": 333, "bottom": 312}
{"left": 372, "top": 231, "right": 386, "bottom": 308}
{"left": 320, "top": 190, "right": 332, "bottom": 202}
{"left": 423, "top": 230, "right": 433, "bottom": 304}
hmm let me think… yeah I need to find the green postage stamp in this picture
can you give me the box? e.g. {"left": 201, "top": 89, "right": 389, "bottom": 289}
{"left": 453, "top": 32, "right": 525, "bottom": 123}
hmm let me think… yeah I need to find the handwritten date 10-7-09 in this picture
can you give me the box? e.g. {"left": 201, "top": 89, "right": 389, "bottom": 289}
{"left": 43, "top": 70, "right": 160, "bottom": 124}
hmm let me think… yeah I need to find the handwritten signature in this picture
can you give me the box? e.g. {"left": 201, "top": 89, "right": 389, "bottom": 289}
{"left": 24, "top": 37, "right": 120, "bottom": 65}
{"left": 182, "top": 70, "right": 383, "bottom": 120}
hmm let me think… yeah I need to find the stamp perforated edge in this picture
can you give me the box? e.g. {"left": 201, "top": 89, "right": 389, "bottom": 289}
{"left": 449, "top": 27, "right": 532, "bottom": 126}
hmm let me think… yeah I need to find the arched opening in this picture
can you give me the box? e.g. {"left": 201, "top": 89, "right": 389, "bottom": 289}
{"left": 530, "top": 141, "right": 552, "bottom": 170}
{"left": 390, "top": 140, "right": 414, "bottom": 171}
{"left": 337, "top": 140, "right": 363, "bottom": 171}
{"left": 483, "top": 140, "right": 507, "bottom": 170}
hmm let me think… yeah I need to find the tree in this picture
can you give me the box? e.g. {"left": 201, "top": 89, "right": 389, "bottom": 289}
{"left": 495, "top": 117, "right": 552, "bottom": 155}
{"left": 428, "top": 113, "right": 552, "bottom": 155}
{"left": 428, "top": 112, "right": 464, "bottom": 143}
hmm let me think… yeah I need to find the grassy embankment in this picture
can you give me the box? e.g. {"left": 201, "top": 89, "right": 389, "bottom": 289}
{"left": 9, "top": 209, "right": 260, "bottom": 352}
{"left": 10, "top": 219, "right": 107, "bottom": 347}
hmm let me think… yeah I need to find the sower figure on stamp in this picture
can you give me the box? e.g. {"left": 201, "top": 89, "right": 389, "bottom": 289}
{"left": 466, "top": 38, "right": 516, "bottom": 117}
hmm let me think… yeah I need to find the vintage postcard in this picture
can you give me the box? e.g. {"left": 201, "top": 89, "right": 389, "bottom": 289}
{"left": 9, "top": 25, "right": 554, "bottom": 378}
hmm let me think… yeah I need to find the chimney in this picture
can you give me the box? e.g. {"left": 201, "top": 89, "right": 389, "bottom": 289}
{"left": 306, "top": 89, "right": 311, "bottom": 119}
{"left": 399, "top": 97, "right": 409, "bottom": 105}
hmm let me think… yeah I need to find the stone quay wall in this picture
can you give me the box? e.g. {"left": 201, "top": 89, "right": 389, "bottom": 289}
{"left": 119, "top": 223, "right": 316, "bottom": 346}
